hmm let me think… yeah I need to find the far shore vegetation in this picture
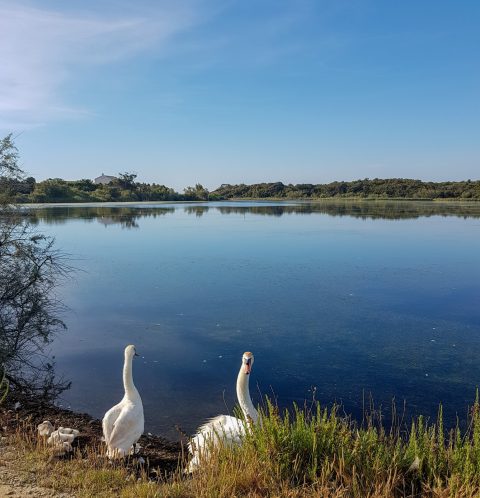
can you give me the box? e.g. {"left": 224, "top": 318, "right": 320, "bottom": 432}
{"left": 0, "top": 136, "right": 478, "bottom": 204}
{"left": 3, "top": 176, "right": 480, "bottom": 203}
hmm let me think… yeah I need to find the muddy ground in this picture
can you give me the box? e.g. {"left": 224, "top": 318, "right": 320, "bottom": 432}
{"left": 0, "top": 397, "right": 184, "bottom": 477}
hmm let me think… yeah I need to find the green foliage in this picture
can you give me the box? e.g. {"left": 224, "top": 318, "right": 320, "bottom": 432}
{"left": 213, "top": 179, "right": 480, "bottom": 200}
{"left": 6, "top": 176, "right": 192, "bottom": 203}
{"left": 219, "top": 396, "right": 480, "bottom": 495}
{"left": 0, "top": 134, "right": 22, "bottom": 180}
{"left": 184, "top": 183, "right": 209, "bottom": 201}
{"left": 115, "top": 172, "right": 137, "bottom": 190}
{"left": 0, "top": 134, "right": 24, "bottom": 205}
{"left": 3, "top": 170, "right": 480, "bottom": 204}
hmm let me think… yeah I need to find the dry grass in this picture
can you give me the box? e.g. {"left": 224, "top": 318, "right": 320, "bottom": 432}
{"left": 5, "top": 396, "right": 480, "bottom": 497}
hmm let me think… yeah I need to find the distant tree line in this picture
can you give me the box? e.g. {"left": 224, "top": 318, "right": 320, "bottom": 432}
{"left": 211, "top": 179, "right": 480, "bottom": 200}
{"left": 1, "top": 173, "right": 480, "bottom": 203}
{"left": 1, "top": 172, "right": 210, "bottom": 203}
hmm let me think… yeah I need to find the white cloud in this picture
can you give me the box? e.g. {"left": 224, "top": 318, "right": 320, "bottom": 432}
{"left": 0, "top": 1, "right": 200, "bottom": 130}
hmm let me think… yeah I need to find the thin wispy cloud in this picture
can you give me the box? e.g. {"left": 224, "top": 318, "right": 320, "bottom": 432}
{"left": 0, "top": 1, "right": 201, "bottom": 129}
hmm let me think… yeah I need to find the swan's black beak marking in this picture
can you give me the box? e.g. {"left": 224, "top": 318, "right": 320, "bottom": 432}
{"left": 134, "top": 352, "right": 139, "bottom": 357}
{"left": 244, "top": 358, "right": 252, "bottom": 374}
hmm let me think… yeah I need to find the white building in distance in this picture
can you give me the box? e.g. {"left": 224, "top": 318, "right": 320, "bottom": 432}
{"left": 94, "top": 173, "right": 116, "bottom": 185}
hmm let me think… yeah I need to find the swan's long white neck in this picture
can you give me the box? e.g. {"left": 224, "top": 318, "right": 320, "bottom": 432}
{"left": 123, "top": 353, "right": 138, "bottom": 399}
{"left": 236, "top": 366, "right": 258, "bottom": 423}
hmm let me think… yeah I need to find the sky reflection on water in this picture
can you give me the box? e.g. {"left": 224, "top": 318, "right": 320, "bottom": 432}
{"left": 32, "top": 201, "right": 480, "bottom": 439}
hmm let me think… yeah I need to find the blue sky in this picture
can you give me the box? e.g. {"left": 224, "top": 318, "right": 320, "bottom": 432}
{"left": 1, "top": 0, "right": 479, "bottom": 190}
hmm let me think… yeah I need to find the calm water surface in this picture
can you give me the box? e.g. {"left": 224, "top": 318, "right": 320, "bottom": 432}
{"left": 29, "top": 201, "right": 480, "bottom": 439}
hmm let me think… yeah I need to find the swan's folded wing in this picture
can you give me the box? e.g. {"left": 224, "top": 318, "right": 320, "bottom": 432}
{"left": 108, "top": 406, "right": 143, "bottom": 451}
{"left": 187, "top": 415, "right": 247, "bottom": 472}
{"left": 213, "top": 415, "right": 246, "bottom": 444}
{"left": 102, "top": 403, "right": 123, "bottom": 445}
{"left": 189, "top": 415, "right": 245, "bottom": 452}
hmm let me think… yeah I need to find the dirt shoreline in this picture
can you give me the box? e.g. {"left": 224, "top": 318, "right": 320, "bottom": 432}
{"left": 0, "top": 398, "right": 183, "bottom": 475}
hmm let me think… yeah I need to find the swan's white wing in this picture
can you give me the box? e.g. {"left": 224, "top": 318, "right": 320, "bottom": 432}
{"left": 197, "top": 415, "right": 246, "bottom": 445}
{"left": 108, "top": 401, "right": 144, "bottom": 455}
{"left": 102, "top": 402, "right": 123, "bottom": 445}
{"left": 188, "top": 415, "right": 246, "bottom": 472}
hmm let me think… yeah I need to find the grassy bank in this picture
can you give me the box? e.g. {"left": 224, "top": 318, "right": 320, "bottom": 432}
{"left": 3, "top": 396, "right": 480, "bottom": 497}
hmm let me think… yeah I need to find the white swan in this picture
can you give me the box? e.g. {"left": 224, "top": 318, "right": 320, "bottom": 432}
{"left": 188, "top": 351, "right": 258, "bottom": 472}
{"left": 102, "top": 344, "right": 144, "bottom": 458}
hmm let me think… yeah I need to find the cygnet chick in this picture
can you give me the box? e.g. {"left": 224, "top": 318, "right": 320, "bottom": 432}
{"left": 37, "top": 420, "right": 54, "bottom": 437}
{"left": 47, "top": 427, "right": 79, "bottom": 445}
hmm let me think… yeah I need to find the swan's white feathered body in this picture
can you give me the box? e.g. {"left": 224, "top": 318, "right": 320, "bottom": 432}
{"left": 102, "top": 345, "right": 144, "bottom": 458}
{"left": 188, "top": 352, "right": 258, "bottom": 472}
{"left": 190, "top": 414, "right": 247, "bottom": 448}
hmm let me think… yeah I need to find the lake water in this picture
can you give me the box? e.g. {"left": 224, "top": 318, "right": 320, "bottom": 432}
{"left": 28, "top": 201, "right": 480, "bottom": 439}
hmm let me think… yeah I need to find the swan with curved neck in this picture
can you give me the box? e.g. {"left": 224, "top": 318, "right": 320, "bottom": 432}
{"left": 188, "top": 352, "right": 258, "bottom": 472}
{"left": 102, "top": 345, "right": 144, "bottom": 458}
{"left": 236, "top": 351, "right": 258, "bottom": 423}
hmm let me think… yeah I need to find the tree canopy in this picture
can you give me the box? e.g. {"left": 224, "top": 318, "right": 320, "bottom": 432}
{"left": 211, "top": 179, "right": 480, "bottom": 200}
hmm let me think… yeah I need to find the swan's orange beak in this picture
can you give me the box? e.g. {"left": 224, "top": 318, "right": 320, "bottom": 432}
{"left": 244, "top": 358, "right": 251, "bottom": 375}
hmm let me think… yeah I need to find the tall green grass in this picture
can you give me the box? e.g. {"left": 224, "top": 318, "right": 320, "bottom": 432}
{"left": 204, "top": 393, "right": 480, "bottom": 496}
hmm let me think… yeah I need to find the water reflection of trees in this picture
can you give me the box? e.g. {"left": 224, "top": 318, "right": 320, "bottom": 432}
{"left": 26, "top": 206, "right": 176, "bottom": 228}
{"left": 214, "top": 201, "right": 480, "bottom": 219}
{"left": 184, "top": 205, "right": 209, "bottom": 217}
{"left": 22, "top": 201, "right": 480, "bottom": 228}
